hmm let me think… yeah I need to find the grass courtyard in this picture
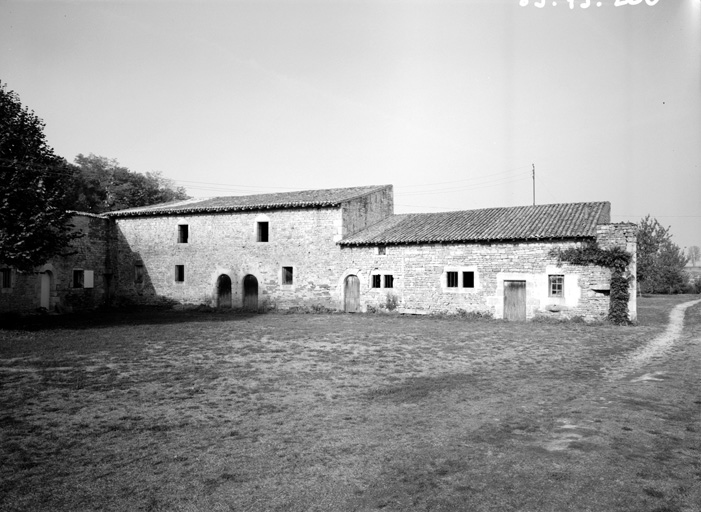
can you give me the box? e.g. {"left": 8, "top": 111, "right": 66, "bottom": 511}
{"left": 1, "top": 296, "right": 700, "bottom": 512}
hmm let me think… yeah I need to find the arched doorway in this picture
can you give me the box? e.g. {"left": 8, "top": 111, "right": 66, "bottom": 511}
{"left": 243, "top": 274, "right": 258, "bottom": 312}
{"left": 217, "top": 274, "right": 232, "bottom": 308}
{"left": 40, "top": 271, "right": 52, "bottom": 310}
{"left": 344, "top": 274, "right": 360, "bottom": 313}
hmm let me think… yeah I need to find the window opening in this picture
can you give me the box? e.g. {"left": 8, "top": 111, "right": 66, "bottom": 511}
{"left": 446, "top": 271, "right": 459, "bottom": 288}
{"left": 178, "top": 224, "right": 189, "bottom": 243}
{"left": 257, "top": 222, "right": 269, "bottom": 242}
{"left": 549, "top": 275, "right": 564, "bottom": 297}
{"left": 378, "top": 246, "right": 386, "bottom": 255}
{"left": 372, "top": 275, "right": 381, "bottom": 288}
{"left": 463, "top": 271, "right": 475, "bottom": 288}
{"left": 384, "top": 275, "right": 394, "bottom": 288}
{"left": 1, "top": 268, "right": 10, "bottom": 288}
{"left": 175, "top": 265, "right": 185, "bottom": 282}
{"left": 73, "top": 269, "right": 84, "bottom": 288}
{"left": 135, "top": 264, "right": 144, "bottom": 284}
{"left": 282, "top": 266, "right": 293, "bottom": 285}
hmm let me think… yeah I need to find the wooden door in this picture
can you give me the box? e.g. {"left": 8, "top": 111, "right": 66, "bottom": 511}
{"left": 243, "top": 275, "right": 258, "bottom": 312}
{"left": 40, "top": 272, "right": 51, "bottom": 309}
{"left": 503, "top": 280, "right": 526, "bottom": 321}
{"left": 217, "top": 275, "right": 232, "bottom": 308}
{"left": 344, "top": 275, "right": 360, "bottom": 313}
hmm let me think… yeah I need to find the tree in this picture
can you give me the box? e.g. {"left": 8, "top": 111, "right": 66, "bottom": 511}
{"left": 636, "top": 215, "right": 688, "bottom": 294}
{"left": 688, "top": 246, "right": 700, "bottom": 267}
{"left": 0, "top": 82, "right": 81, "bottom": 272}
{"left": 69, "top": 154, "right": 189, "bottom": 213}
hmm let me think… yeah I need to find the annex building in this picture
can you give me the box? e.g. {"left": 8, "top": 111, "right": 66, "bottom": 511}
{"left": 0, "top": 184, "right": 637, "bottom": 321}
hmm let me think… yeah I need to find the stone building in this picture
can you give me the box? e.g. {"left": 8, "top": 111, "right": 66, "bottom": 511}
{"left": 0, "top": 184, "right": 636, "bottom": 321}
{"left": 0, "top": 213, "right": 114, "bottom": 313}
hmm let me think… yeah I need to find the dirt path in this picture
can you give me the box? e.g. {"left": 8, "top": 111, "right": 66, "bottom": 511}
{"left": 604, "top": 298, "right": 701, "bottom": 381}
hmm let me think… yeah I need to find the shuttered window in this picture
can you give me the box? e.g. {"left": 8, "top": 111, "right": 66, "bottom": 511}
{"left": 372, "top": 275, "right": 381, "bottom": 288}
{"left": 384, "top": 275, "right": 394, "bottom": 288}
{"left": 1, "top": 269, "right": 11, "bottom": 288}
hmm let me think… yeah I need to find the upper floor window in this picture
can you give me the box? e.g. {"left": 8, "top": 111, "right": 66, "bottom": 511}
{"left": 134, "top": 263, "right": 144, "bottom": 284}
{"left": 257, "top": 221, "right": 269, "bottom": 242}
{"left": 549, "top": 275, "right": 564, "bottom": 297}
{"left": 178, "top": 224, "right": 189, "bottom": 243}
{"left": 377, "top": 246, "right": 386, "bottom": 255}
{"left": 1, "top": 268, "right": 11, "bottom": 289}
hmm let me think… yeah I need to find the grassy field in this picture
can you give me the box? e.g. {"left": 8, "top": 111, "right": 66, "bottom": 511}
{"left": 1, "top": 296, "right": 700, "bottom": 512}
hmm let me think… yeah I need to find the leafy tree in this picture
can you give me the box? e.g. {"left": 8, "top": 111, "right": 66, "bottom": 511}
{"left": 69, "top": 154, "right": 189, "bottom": 213}
{"left": 688, "top": 246, "right": 700, "bottom": 267}
{"left": 636, "top": 215, "right": 688, "bottom": 294}
{"left": 0, "top": 82, "right": 81, "bottom": 272}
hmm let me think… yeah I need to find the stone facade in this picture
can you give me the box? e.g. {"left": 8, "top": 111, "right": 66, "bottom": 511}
{"left": 0, "top": 185, "right": 637, "bottom": 322}
{"left": 338, "top": 235, "right": 636, "bottom": 321}
{"left": 0, "top": 214, "right": 114, "bottom": 313}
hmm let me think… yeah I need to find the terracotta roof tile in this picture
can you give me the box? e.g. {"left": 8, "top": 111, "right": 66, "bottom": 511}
{"left": 339, "top": 202, "right": 610, "bottom": 245}
{"left": 107, "top": 185, "right": 391, "bottom": 217}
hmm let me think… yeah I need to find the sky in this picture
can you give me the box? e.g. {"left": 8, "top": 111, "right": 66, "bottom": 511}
{"left": 1, "top": 0, "right": 699, "bottom": 249}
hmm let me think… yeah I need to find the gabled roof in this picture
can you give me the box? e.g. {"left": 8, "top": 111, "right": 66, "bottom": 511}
{"left": 339, "top": 202, "right": 611, "bottom": 245}
{"left": 107, "top": 185, "right": 391, "bottom": 217}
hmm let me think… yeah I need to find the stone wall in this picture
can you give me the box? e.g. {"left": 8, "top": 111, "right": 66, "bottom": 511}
{"left": 596, "top": 222, "right": 638, "bottom": 321}
{"left": 114, "top": 207, "right": 346, "bottom": 309}
{"left": 340, "top": 186, "right": 394, "bottom": 239}
{"left": 337, "top": 223, "right": 636, "bottom": 321}
{"left": 0, "top": 214, "right": 113, "bottom": 313}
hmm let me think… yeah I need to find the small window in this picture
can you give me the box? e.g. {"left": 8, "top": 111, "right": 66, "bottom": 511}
{"left": 175, "top": 265, "right": 185, "bottom": 282}
{"left": 178, "top": 224, "right": 189, "bottom": 243}
{"left": 1, "top": 268, "right": 11, "bottom": 288}
{"left": 73, "top": 269, "right": 84, "bottom": 288}
{"left": 377, "top": 246, "right": 386, "bottom": 255}
{"left": 384, "top": 275, "right": 394, "bottom": 288}
{"left": 372, "top": 275, "right": 381, "bottom": 288}
{"left": 282, "top": 266, "right": 293, "bottom": 285}
{"left": 134, "top": 263, "right": 144, "bottom": 284}
{"left": 446, "top": 271, "right": 458, "bottom": 288}
{"left": 463, "top": 271, "right": 475, "bottom": 288}
{"left": 549, "top": 275, "right": 564, "bottom": 297}
{"left": 257, "top": 222, "right": 269, "bottom": 242}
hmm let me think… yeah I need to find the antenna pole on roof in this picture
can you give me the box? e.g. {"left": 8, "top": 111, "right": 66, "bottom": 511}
{"left": 532, "top": 163, "right": 536, "bottom": 206}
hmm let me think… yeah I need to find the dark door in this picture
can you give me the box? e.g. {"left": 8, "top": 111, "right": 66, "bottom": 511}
{"left": 504, "top": 280, "right": 527, "bottom": 321}
{"left": 217, "top": 274, "right": 232, "bottom": 308}
{"left": 344, "top": 275, "right": 360, "bottom": 313}
{"left": 243, "top": 275, "right": 258, "bottom": 312}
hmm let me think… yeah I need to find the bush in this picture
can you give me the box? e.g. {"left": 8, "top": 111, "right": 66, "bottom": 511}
{"left": 385, "top": 293, "right": 399, "bottom": 311}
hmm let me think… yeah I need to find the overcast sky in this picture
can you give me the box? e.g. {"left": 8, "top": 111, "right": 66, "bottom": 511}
{"left": 1, "top": 0, "right": 699, "bottom": 248}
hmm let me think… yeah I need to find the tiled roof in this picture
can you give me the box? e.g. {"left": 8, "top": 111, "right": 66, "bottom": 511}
{"left": 339, "top": 202, "right": 611, "bottom": 245}
{"left": 107, "top": 185, "right": 391, "bottom": 217}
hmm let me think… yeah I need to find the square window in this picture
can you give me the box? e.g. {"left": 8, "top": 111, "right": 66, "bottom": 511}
{"left": 175, "top": 265, "right": 185, "bottom": 282}
{"left": 135, "top": 264, "right": 144, "bottom": 284}
{"left": 178, "top": 224, "right": 189, "bottom": 243}
{"left": 384, "top": 275, "right": 394, "bottom": 288}
{"left": 463, "top": 271, "right": 475, "bottom": 288}
{"left": 377, "top": 246, "right": 386, "bottom": 255}
{"left": 1, "top": 268, "right": 10, "bottom": 288}
{"left": 257, "top": 222, "right": 269, "bottom": 242}
{"left": 549, "top": 275, "right": 564, "bottom": 297}
{"left": 282, "top": 266, "right": 293, "bottom": 285}
{"left": 446, "top": 271, "right": 458, "bottom": 288}
{"left": 73, "top": 269, "right": 84, "bottom": 288}
{"left": 372, "top": 275, "right": 381, "bottom": 288}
